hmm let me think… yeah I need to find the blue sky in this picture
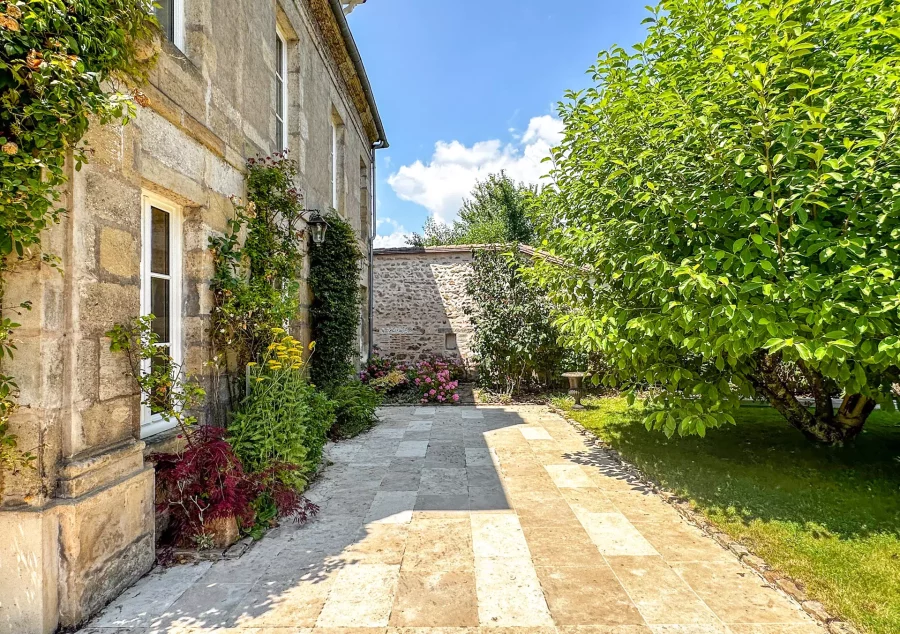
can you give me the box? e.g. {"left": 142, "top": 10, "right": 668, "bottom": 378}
{"left": 347, "top": 1, "right": 649, "bottom": 247}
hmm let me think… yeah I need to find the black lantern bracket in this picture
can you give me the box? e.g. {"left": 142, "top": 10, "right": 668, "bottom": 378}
{"left": 300, "top": 209, "right": 329, "bottom": 245}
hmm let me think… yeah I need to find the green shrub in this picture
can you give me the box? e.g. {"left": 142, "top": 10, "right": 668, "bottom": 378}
{"left": 328, "top": 382, "right": 382, "bottom": 440}
{"left": 466, "top": 248, "right": 564, "bottom": 395}
{"left": 535, "top": 0, "right": 900, "bottom": 444}
{"left": 309, "top": 214, "right": 364, "bottom": 389}
{"left": 228, "top": 332, "right": 334, "bottom": 486}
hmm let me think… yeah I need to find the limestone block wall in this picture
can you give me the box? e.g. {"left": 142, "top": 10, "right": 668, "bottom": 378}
{"left": 0, "top": 1, "right": 381, "bottom": 632}
{"left": 373, "top": 248, "right": 477, "bottom": 365}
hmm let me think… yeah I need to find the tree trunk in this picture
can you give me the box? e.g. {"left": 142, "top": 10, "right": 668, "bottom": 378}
{"left": 750, "top": 353, "right": 873, "bottom": 445}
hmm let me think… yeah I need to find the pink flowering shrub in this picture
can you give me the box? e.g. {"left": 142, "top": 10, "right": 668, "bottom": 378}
{"left": 361, "top": 352, "right": 465, "bottom": 404}
{"left": 413, "top": 358, "right": 461, "bottom": 404}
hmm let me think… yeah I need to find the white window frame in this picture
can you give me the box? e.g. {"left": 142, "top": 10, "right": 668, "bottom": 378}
{"left": 275, "top": 26, "right": 288, "bottom": 152}
{"left": 153, "top": 0, "right": 185, "bottom": 51}
{"left": 140, "top": 191, "right": 184, "bottom": 439}
{"left": 331, "top": 120, "right": 339, "bottom": 209}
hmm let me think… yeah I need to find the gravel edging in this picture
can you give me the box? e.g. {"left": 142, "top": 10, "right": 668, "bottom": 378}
{"left": 548, "top": 403, "right": 862, "bottom": 634}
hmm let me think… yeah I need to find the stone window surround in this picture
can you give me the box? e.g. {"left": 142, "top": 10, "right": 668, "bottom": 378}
{"left": 140, "top": 190, "right": 184, "bottom": 439}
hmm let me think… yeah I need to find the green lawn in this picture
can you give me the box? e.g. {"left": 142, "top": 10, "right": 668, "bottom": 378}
{"left": 554, "top": 396, "right": 900, "bottom": 634}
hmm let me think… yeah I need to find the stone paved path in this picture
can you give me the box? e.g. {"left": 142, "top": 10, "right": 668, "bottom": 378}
{"left": 80, "top": 405, "right": 825, "bottom": 634}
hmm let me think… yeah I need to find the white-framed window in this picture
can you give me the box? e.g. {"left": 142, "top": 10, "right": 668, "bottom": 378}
{"left": 140, "top": 191, "right": 183, "bottom": 439}
{"left": 331, "top": 120, "right": 339, "bottom": 209}
{"left": 154, "top": 0, "right": 185, "bottom": 51}
{"left": 275, "top": 26, "right": 288, "bottom": 152}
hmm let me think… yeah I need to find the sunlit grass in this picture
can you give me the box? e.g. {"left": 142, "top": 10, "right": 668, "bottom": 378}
{"left": 554, "top": 396, "right": 900, "bottom": 634}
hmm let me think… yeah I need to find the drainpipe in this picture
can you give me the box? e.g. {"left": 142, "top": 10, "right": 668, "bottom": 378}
{"left": 368, "top": 141, "right": 385, "bottom": 360}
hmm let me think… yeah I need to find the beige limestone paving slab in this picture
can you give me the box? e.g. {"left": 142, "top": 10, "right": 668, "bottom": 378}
{"left": 367, "top": 491, "right": 418, "bottom": 524}
{"left": 647, "top": 626, "right": 731, "bottom": 634}
{"left": 545, "top": 465, "right": 598, "bottom": 488}
{"left": 338, "top": 524, "right": 409, "bottom": 565}
{"left": 557, "top": 625, "right": 653, "bottom": 634}
{"left": 471, "top": 513, "right": 531, "bottom": 559}
{"left": 534, "top": 565, "right": 645, "bottom": 626}
{"left": 397, "top": 441, "right": 430, "bottom": 458}
{"left": 560, "top": 488, "right": 618, "bottom": 514}
{"left": 576, "top": 512, "right": 659, "bottom": 557}
{"left": 415, "top": 407, "right": 437, "bottom": 416}
{"left": 523, "top": 525, "right": 607, "bottom": 567}
{"left": 465, "top": 448, "right": 497, "bottom": 467}
{"left": 672, "top": 561, "right": 812, "bottom": 625}
{"left": 390, "top": 569, "right": 480, "bottom": 627}
{"left": 468, "top": 486, "right": 512, "bottom": 512}
{"left": 726, "top": 625, "right": 825, "bottom": 633}
{"left": 608, "top": 492, "right": 683, "bottom": 523}
{"left": 630, "top": 521, "right": 732, "bottom": 564}
{"left": 606, "top": 556, "right": 719, "bottom": 625}
{"left": 513, "top": 498, "right": 581, "bottom": 528}
{"left": 159, "top": 582, "right": 253, "bottom": 630}
{"left": 91, "top": 562, "right": 213, "bottom": 627}
{"left": 409, "top": 420, "right": 434, "bottom": 432}
{"left": 474, "top": 556, "right": 554, "bottom": 627}
{"left": 520, "top": 427, "right": 554, "bottom": 441}
{"left": 403, "top": 517, "right": 474, "bottom": 571}
{"left": 420, "top": 468, "right": 470, "bottom": 495}
{"left": 315, "top": 563, "right": 401, "bottom": 627}
{"left": 230, "top": 573, "right": 336, "bottom": 628}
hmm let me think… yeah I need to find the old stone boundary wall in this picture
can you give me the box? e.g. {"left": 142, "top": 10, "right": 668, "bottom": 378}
{"left": 373, "top": 246, "right": 477, "bottom": 365}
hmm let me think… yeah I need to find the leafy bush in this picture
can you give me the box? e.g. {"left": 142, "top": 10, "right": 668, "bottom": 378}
{"left": 535, "top": 0, "right": 900, "bottom": 444}
{"left": 228, "top": 332, "right": 334, "bottom": 486}
{"left": 466, "top": 249, "right": 564, "bottom": 394}
{"left": 210, "top": 154, "right": 306, "bottom": 405}
{"left": 327, "top": 382, "right": 382, "bottom": 440}
{"left": 309, "top": 213, "right": 364, "bottom": 389}
{"left": 152, "top": 427, "right": 316, "bottom": 548}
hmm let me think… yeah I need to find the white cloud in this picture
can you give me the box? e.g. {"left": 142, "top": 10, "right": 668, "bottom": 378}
{"left": 387, "top": 115, "right": 564, "bottom": 224}
{"left": 374, "top": 217, "right": 412, "bottom": 249}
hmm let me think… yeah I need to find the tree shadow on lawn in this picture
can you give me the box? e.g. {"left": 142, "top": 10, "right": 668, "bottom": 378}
{"left": 563, "top": 399, "right": 900, "bottom": 540}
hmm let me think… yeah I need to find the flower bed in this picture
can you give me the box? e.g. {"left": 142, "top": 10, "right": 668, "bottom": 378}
{"left": 361, "top": 353, "right": 466, "bottom": 405}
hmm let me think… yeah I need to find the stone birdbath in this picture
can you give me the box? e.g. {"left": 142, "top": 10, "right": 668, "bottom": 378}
{"left": 562, "top": 372, "right": 587, "bottom": 410}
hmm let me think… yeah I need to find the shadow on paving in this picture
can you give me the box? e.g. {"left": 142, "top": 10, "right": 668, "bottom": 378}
{"left": 81, "top": 405, "right": 521, "bottom": 632}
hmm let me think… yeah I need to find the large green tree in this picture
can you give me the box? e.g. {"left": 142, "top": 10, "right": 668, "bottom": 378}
{"left": 408, "top": 172, "right": 537, "bottom": 247}
{"left": 534, "top": 0, "right": 900, "bottom": 445}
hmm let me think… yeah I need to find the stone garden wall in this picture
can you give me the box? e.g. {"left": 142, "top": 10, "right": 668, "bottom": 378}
{"left": 373, "top": 247, "right": 476, "bottom": 365}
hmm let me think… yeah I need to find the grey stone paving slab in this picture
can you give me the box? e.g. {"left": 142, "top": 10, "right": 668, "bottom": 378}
{"left": 77, "top": 405, "right": 826, "bottom": 634}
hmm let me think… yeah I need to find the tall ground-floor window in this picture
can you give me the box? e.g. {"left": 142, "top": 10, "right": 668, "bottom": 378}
{"left": 140, "top": 191, "right": 183, "bottom": 438}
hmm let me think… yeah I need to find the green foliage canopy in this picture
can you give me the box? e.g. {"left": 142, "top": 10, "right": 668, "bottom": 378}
{"left": 409, "top": 172, "right": 537, "bottom": 247}
{"left": 534, "top": 0, "right": 900, "bottom": 444}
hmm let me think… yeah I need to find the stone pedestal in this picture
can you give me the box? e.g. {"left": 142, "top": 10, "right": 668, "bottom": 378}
{"left": 0, "top": 441, "right": 155, "bottom": 634}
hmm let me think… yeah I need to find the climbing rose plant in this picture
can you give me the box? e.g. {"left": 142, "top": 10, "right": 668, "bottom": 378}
{"left": 0, "top": 0, "right": 156, "bottom": 485}
{"left": 534, "top": 0, "right": 900, "bottom": 445}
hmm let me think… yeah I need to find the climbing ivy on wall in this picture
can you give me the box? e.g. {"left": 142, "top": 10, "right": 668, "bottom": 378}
{"left": 0, "top": 0, "right": 157, "bottom": 490}
{"left": 309, "top": 213, "right": 363, "bottom": 389}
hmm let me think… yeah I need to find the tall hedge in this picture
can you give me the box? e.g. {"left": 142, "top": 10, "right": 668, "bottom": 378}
{"left": 309, "top": 213, "right": 363, "bottom": 388}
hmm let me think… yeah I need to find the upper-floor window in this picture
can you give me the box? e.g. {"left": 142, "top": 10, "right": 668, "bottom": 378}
{"left": 154, "top": 0, "right": 185, "bottom": 50}
{"left": 330, "top": 113, "right": 345, "bottom": 211}
{"left": 275, "top": 27, "right": 288, "bottom": 152}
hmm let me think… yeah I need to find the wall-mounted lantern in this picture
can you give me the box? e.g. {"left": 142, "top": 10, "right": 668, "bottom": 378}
{"left": 301, "top": 210, "right": 328, "bottom": 245}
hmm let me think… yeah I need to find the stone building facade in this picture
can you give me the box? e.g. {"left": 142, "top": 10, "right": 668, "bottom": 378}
{"left": 373, "top": 246, "right": 478, "bottom": 365}
{"left": 0, "top": 2, "right": 386, "bottom": 633}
